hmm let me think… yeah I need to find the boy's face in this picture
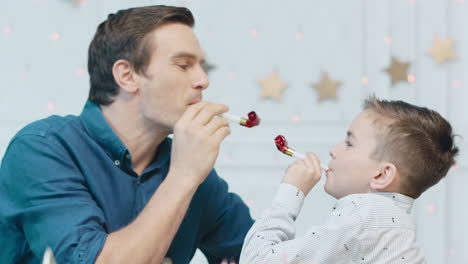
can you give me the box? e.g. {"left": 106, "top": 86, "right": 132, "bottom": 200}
{"left": 325, "top": 110, "right": 382, "bottom": 199}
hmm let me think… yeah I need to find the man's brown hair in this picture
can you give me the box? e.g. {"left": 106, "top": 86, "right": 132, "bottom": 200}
{"left": 364, "top": 96, "right": 459, "bottom": 198}
{"left": 87, "top": 5, "right": 194, "bottom": 105}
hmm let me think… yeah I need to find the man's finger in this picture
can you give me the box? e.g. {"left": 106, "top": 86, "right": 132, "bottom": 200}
{"left": 211, "top": 126, "right": 231, "bottom": 146}
{"left": 204, "top": 116, "right": 230, "bottom": 136}
{"left": 194, "top": 103, "right": 229, "bottom": 126}
{"left": 178, "top": 101, "right": 209, "bottom": 124}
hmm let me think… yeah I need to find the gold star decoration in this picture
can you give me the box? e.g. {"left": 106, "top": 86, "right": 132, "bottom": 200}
{"left": 258, "top": 71, "right": 288, "bottom": 101}
{"left": 384, "top": 56, "right": 411, "bottom": 86}
{"left": 426, "top": 35, "right": 456, "bottom": 64}
{"left": 311, "top": 72, "right": 341, "bottom": 101}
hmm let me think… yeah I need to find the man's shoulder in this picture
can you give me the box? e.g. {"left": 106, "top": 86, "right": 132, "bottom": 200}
{"left": 13, "top": 114, "right": 81, "bottom": 140}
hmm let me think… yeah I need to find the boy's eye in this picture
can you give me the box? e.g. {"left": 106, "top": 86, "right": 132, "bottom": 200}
{"left": 178, "top": 64, "right": 189, "bottom": 70}
{"left": 345, "top": 140, "right": 352, "bottom": 147}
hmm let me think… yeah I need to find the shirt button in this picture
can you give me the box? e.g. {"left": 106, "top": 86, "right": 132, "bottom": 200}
{"left": 114, "top": 160, "right": 120, "bottom": 166}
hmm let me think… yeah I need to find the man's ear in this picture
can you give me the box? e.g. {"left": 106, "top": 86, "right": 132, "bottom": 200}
{"left": 370, "top": 162, "right": 400, "bottom": 191}
{"left": 112, "top": 59, "right": 139, "bottom": 94}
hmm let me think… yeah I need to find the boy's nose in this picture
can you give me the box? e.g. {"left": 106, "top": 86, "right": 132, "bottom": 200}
{"left": 329, "top": 150, "right": 336, "bottom": 159}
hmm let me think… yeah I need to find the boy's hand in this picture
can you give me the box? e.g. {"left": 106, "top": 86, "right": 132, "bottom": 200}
{"left": 282, "top": 152, "right": 322, "bottom": 196}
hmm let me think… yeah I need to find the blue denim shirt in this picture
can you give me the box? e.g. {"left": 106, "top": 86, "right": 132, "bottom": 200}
{"left": 0, "top": 100, "right": 253, "bottom": 263}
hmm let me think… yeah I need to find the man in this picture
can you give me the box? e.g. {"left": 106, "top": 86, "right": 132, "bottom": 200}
{"left": 0, "top": 5, "right": 253, "bottom": 263}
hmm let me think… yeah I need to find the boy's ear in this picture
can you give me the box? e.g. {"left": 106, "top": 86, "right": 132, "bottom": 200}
{"left": 370, "top": 162, "right": 400, "bottom": 191}
{"left": 112, "top": 59, "right": 140, "bottom": 94}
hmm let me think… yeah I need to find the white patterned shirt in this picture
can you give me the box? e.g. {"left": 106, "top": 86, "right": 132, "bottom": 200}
{"left": 240, "top": 183, "right": 426, "bottom": 264}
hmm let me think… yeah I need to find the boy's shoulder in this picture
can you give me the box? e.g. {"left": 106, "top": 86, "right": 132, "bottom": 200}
{"left": 339, "top": 193, "right": 415, "bottom": 229}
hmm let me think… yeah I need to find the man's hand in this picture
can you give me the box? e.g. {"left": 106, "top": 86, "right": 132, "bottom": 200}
{"left": 282, "top": 152, "right": 322, "bottom": 196}
{"left": 169, "top": 101, "right": 231, "bottom": 186}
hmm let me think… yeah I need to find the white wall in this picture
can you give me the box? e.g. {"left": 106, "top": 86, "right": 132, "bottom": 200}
{"left": 1, "top": 0, "right": 467, "bottom": 263}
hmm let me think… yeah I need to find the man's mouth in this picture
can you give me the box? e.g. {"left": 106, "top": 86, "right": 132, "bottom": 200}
{"left": 188, "top": 97, "right": 202, "bottom": 105}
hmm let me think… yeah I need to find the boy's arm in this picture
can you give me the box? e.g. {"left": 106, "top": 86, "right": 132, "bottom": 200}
{"left": 240, "top": 183, "right": 305, "bottom": 264}
{"left": 240, "top": 153, "right": 359, "bottom": 263}
{"left": 241, "top": 153, "right": 320, "bottom": 263}
{"left": 240, "top": 183, "right": 361, "bottom": 264}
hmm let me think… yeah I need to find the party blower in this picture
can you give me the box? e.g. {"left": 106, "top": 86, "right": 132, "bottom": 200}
{"left": 221, "top": 111, "right": 261, "bottom": 128}
{"left": 274, "top": 135, "right": 329, "bottom": 172}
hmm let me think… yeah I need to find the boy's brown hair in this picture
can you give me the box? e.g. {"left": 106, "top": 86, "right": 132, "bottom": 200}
{"left": 364, "top": 96, "right": 459, "bottom": 198}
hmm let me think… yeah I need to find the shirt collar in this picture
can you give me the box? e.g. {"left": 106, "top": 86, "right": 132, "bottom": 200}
{"left": 375, "top": 192, "right": 415, "bottom": 213}
{"left": 80, "top": 100, "right": 171, "bottom": 174}
{"left": 80, "top": 100, "right": 127, "bottom": 161}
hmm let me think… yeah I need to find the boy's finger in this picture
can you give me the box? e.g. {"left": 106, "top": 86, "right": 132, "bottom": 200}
{"left": 306, "top": 152, "right": 321, "bottom": 171}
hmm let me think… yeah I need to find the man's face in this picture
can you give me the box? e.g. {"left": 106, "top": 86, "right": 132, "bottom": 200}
{"left": 136, "top": 23, "right": 208, "bottom": 131}
{"left": 325, "top": 110, "right": 382, "bottom": 199}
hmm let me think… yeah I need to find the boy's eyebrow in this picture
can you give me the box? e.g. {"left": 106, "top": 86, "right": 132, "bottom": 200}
{"left": 347, "top": 131, "right": 355, "bottom": 139}
{"left": 170, "top": 52, "right": 205, "bottom": 64}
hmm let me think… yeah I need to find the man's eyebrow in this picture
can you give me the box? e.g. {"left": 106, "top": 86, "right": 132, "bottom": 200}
{"left": 170, "top": 52, "right": 205, "bottom": 63}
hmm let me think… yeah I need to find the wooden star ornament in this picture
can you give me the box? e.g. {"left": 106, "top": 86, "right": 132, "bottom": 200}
{"left": 258, "top": 71, "right": 288, "bottom": 101}
{"left": 426, "top": 35, "right": 456, "bottom": 64}
{"left": 312, "top": 72, "right": 341, "bottom": 101}
{"left": 384, "top": 56, "right": 411, "bottom": 86}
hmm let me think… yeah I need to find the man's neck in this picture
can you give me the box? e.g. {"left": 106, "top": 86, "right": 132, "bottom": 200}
{"left": 101, "top": 100, "right": 170, "bottom": 175}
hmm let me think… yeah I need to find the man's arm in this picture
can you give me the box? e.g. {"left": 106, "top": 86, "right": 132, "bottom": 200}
{"left": 0, "top": 134, "right": 108, "bottom": 264}
{"left": 96, "top": 102, "right": 231, "bottom": 263}
{"left": 0, "top": 102, "right": 231, "bottom": 264}
{"left": 197, "top": 170, "right": 254, "bottom": 262}
{"left": 96, "top": 172, "right": 197, "bottom": 263}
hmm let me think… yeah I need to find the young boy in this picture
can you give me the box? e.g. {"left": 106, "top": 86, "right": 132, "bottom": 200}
{"left": 240, "top": 96, "right": 459, "bottom": 263}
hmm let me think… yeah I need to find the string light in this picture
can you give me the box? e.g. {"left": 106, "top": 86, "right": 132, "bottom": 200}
{"left": 407, "top": 75, "right": 416, "bottom": 83}
{"left": 295, "top": 32, "right": 304, "bottom": 40}
{"left": 50, "top": 32, "right": 60, "bottom": 41}
{"left": 72, "top": 0, "right": 88, "bottom": 7}
{"left": 291, "top": 114, "right": 301, "bottom": 123}
{"left": 361, "top": 77, "right": 369, "bottom": 86}
{"left": 426, "top": 204, "right": 436, "bottom": 214}
{"left": 76, "top": 67, "right": 86, "bottom": 77}
{"left": 227, "top": 71, "right": 237, "bottom": 81}
{"left": 250, "top": 29, "right": 258, "bottom": 38}
{"left": 47, "top": 102, "right": 56, "bottom": 113}
{"left": 384, "top": 36, "right": 392, "bottom": 44}
{"left": 3, "top": 26, "right": 12, "bottom": 35}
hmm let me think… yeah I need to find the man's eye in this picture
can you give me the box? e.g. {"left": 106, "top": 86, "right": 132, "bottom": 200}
{"left": 178, "top": 65, "right": 188, "bottom": 70}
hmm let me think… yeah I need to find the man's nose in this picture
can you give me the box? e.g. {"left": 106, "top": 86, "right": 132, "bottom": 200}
{"left": 193, "top": 66, "right": 209, "bottom": 90}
